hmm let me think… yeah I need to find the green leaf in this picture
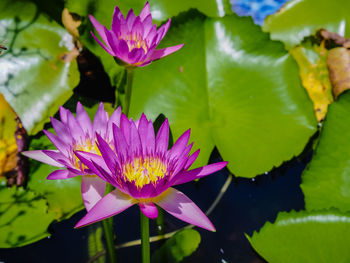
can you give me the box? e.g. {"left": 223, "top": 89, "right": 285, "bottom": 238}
{"left": 0, "top": 180, "right": 56, "bottom": 248}
{"left": 301, "top": 91, "right": 350, "bottom": 213}
{"left": 27, "top": 131, "right": 83, "bottom": 220}
{"left": 0, "top": 0, "right": 79, "bottom": 135}
{"left": 247, "top": 210, "right": 350, "bottom": 263}
{"left": 152, "top": 229, "right": 201, "bottom": 263}
{"left": 263, "top": 0, "right": 350, "bottom": 49}
{"left": 129, "top": 12, "right": 316, "bottom": 177}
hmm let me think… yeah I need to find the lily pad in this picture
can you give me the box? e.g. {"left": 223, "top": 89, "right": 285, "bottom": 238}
{"left": 263, "top": 0, "right": 350, "bottom": 49}
{"left": 0, "top": 0, "right": 79, "bottom": 135}
{"left": 129, "top": 12, "right": 316, "bottom": 177}
{"left": 0, "top": 180, "right": 56, "bottom": 248}
{"left": 152, "top": 229, "right": 201, "bottom": 263}
{"left": 247, "top": 210, "right": 350, "bottom": 263}
{"left": 301, "top": 91, "right": 350, "bottom": 212}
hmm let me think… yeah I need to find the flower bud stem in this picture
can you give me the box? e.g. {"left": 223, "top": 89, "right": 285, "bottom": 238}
{"left": 124, "top": 69, "right": 134, "bottom": 117}
{"left": 140, "top": 210, "right": 150, "bottom": 263}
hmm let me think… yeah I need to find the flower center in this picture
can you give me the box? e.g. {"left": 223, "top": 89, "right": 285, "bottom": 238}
{"left": 72, "top": 138, "right": 100, "bottom": 171}
{"left": 122, "top": 156, "right": 167, "bottom": 189}
{"left": 122, "top": 34, "right": 148, "bottom": 54}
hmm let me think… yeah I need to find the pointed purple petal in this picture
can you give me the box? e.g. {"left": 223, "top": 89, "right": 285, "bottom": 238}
{"left": 75, "top": 151, "right": 110, "bottom": 176}
{"left": 22, "top": 150, "right": 65, "bottom": 167}
{"left": 59, "top": 106, "right": 69, "bottom": 123}
{"left": 93, "top": 102, "right": 108, "bottom": 137}
{"left": 113, "top": 124, "right": 128, "bottom": 159}
{"left": 128, "top": 48, "right": 145, "bottom": 64}
{"left": 149, "top": 44, "right": 184, "bottom": 62}
{"left": 90, "top": 31, "right": 115, "bottom": 56}
{"left": 50, "top": 117, "right": 72, "bottom": 145}
{"left": 105, "top": 28, "right": 120, "bottom": 55}
{"left": 184, "top": 149, "right": 200, "bottom": 170}
{"left": 43, "top": 130, "right": 69, "bottom": 157}
{"left": 107, "top": 106, "right": 122, "bottom": 142}
{"left": 142, "top": 14, "right": 153, "bottom": 38}
{"left": 76, "top": 102, "right": 93, "bottom": 138}
{"left": 120, "top": 114, "right": 131, "bottom": 145}
{"left": 47, "top": 169, "right": 78, "bottom": 180}
{"left": 126, "top": 9, "right": 136, "bottom": 31}
{"left": 81, "top": 176, "right": 106, "bottom": 212}
{"left": 154, "top": 188, "right": 215, "bottom": 232}
{"left": 75, "top": 189, "right": 137, "bottom": 228}
{"left": 116, "top": 38, "right": 130, "bottom": 61}
{"left": 111, "top": 6, "right": 125, "bottom": 34}
{"left": 139, "top": 202, "right": 158, "bottom": 219}
{"left": 155, "top": 119, "right": 169, "bottom": 154}
{"left": 169, "top": 129, "right": 191, "bottom": 160}
{"left": 66, "top": 111, "right": 85, "bottom": 141}
{"left": 96, "top": 133, "right": 119, "bottom": 173}
{"left": 173, "top": 162, "right": 228, "bottom": 186}
{"left": 129, "top": 121, "right": 142, "bottom": 155}
{"left": 155, "top": 19, "right": 171, "bottom": 44}
{"left": 42, "top": 150, "right": 72, "bottom": 168}
{"left": 139, "top": 2, "right": 151, "bottom": 21}
{"left": 132, "top": 17, "right": 143, "bottom": 38}
{"left": 89, "top": 15, "right": 111, "bottom": 46}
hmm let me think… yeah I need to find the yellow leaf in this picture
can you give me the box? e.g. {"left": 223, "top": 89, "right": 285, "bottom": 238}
{"left": 291, "top": 44, "right": 334, "bottom": 121}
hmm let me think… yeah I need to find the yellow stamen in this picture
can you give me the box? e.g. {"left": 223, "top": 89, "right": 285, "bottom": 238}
{"left": 122, "top": 156, "right": 167, "bottom": 189}
{"left": 72, "top": 138, "right": 101, "bottom": 171}
{"left": 122, "top": 34, "right": 148, "bottom": 54}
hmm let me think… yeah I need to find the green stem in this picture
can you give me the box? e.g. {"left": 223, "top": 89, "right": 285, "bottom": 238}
{"left": 101, "top": 183, "right": 117, "bottom": 263}
{"left": 140, "top": 210, "right": 150, "bottom": 263}
{"left": 124, "top": 69, "right": 134, "bottom": 117}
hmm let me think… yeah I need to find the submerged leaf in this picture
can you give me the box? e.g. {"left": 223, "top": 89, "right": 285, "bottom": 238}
{"left": 152, "top": 229, "right": 201, "bottom": 263}
{"left": 247, "top": 209, "right": 350, "bottom": 263}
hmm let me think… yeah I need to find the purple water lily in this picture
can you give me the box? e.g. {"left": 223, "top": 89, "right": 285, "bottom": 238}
{"left": 75, "top": 113, "right": 227, "bottom": 231}
{"left": 89, "top": 2, "right": 184, "bottom": 67}
{"left": 22, "top": 102, "right": 122, "bottom": 211}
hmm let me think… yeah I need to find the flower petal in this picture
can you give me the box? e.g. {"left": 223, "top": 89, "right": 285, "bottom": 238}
{"left": 81, "top": 176, "right": 106, "bottom": 212}
{"left": 130, "top": 121, "right": 142, "bottom": 155}
{"left": 126, "top": 9, "right": 136, "bottom": 32}
{"left": 21, "top": 150, "right": 65, "bottom": 167}
{"left": 139, "top": 1, "right": 151, "bottom": 21}
{"left": 90, "top": 31, "right": 115, "bottom": 56}
{"left": 139, "top": 202, "right": 158, "bottom": 219}
{"left": 111, "top": 6, "right": 125, "bottom": 34}
{"left": 142, "top": 14, "right": 153, "bottom": 38}
{"left": 76, "top": 101, "right": 93, "bottom": 138}
{"left": 172, "top": 162, "right": 228, "bottom": 186}
{"left": 50, "top": 117, "right": 72, "bottom": 145}
{"left": 154, "top": 188, "right": 215, "bottom": 231}
{"left": 89, "top": 15, "right": 111, "bottom": 46}
{"left": 155, "top": 19, "right": 171, "bottom": 44}
{"left": 43, "top": 130, "right": 69, "bottom": 157}
{"left": 93, "top": 102, "right": 108, "bottom": 137}
{"left": 96, "top": 133, "right": 120, "bottom": 173}
{"left": 74, "top": 151, "right": 111, "bottom": 179}
{"left": 184, "top": 149, "right": 200, "bottom": 170}
{"left": 75, "top": 189, "right": 137, "bottom": 228}
{"left": 59, "top": 106, "right": 69, "bottom": 124}
{"left": 149, "top": 44, "right": 184, "bottom": 62}
{"left": 107, "top": 106, "right": 122, "bottom": 142}
{"left": 155, "top": 119, "right": 169, "bottom": 154}
{"left": 47, "top": 169, "right": 77, "bottom": 180}
{"left": 169, "top": 129, "right": 191, "bottom": 160}
{"left": 128, "top": 47, "right": 145, "bottom": 65}
{"left": 113, "top": 123, "right": 128, "bottom": 159}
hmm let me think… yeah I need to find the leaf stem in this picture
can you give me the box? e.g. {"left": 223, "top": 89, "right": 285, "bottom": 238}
{"left": 140, "top": 210, "right": 150, "bottom": 263}
{"left": 124, "top": 69, "right": 134, "bottom": 117}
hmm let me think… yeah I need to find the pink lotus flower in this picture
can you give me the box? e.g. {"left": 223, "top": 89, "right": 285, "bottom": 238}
{"left": 75, "top": 113, "right": 227, "bottom": 231}
{"left": 89, "top": 2, "right": 184, "bottom": 67}
{"left": 22, "top": 102, "right": 121, "bottom": 212}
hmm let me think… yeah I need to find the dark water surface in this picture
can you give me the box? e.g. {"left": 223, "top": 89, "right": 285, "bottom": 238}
{"left": 0, "top": 143, "right": 312, "bottom": 263}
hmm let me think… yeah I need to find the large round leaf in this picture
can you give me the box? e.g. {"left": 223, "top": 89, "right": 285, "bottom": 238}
{"left": 129, "top": 12, "right": 316, "bottom": 177}
{"left": 0, "top": 180, "right": 56, "bottom": 248}
{"left": 247, "top": 210, "right": 350, "bottom": 263}
{"left": 263, "top": 0, "right": 350, "bottom": 49}
{"left": 301, "top": 92, "right": 350, "bottom": 212}
{"left": 0, "top": 0, "right": 79, "bottom": 135}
